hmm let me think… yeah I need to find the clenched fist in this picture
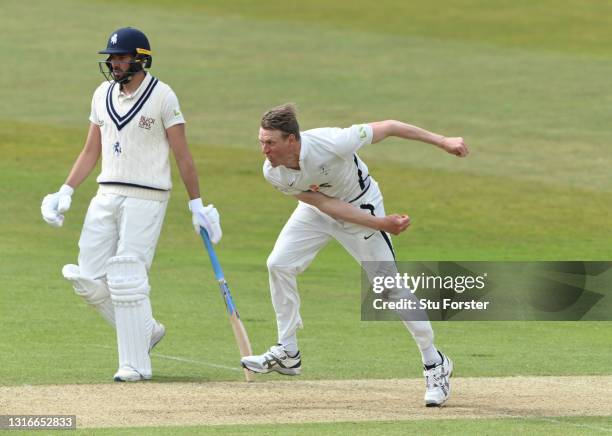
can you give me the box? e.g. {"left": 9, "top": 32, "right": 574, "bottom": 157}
{"left": 378, "top": 214, "right": 411, "bottom": 235}
{"left": 440, "top": 137, "right": 469, "bottom": 157}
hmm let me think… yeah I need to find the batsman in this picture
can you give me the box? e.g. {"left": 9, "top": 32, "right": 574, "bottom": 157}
{"left": 241, "top": 104, "right": 469, "bottom": 406}
{"left": 40, "top": 27, "right": 222, "bottom": 382}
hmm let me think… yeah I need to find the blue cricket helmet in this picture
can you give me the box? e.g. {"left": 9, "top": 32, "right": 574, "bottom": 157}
{"left": 99, "top": 27, "right": 152, "bottom": 66}
{"left": 98, "top": 27, "right": 152, "bottom": 83}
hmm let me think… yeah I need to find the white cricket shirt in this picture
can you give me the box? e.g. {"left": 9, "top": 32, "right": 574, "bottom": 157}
{"left": 263, "top": 124, "right": 375, "bottom": 203}
{"left": 89, "top": 73, "right": 185, "bottom": 200}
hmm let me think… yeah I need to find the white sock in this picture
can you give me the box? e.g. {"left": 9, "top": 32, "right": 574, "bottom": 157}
{"left": 281, "top": 333, "right": 299, "bottom": 355}
{"left": 422, "top": 345, "right": 442, "bottom": 367}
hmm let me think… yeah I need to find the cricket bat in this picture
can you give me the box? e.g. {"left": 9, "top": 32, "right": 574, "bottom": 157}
{"left": 199, "top": 227, "right": 255, "bottom": 382}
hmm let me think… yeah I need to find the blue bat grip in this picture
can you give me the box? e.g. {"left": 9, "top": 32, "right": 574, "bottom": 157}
{"left": 199, "top": 227, "right": 239, "bottom": 316}
{"left": 200, "top": 227, "right": 224, "bottom": 281}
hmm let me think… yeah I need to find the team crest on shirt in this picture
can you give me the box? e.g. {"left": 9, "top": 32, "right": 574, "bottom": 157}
{"left": 138, "top": 115, "right": 156, "bottom": 130}
{"left": 113, "top": 141, "right": 122, "bottom": 156}
{"left": 319, "top": 165, "right": 330, "bottom": 176}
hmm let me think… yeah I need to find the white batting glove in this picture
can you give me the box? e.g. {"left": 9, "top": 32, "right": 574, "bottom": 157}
{"left": 41, "top": 184, "right": 74, "bottom": 227}
{"left": 188, "top": 198, "right": 222, "bottom": 244}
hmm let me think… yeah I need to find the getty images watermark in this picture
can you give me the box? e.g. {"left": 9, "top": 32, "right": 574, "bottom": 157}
{"left": 361, "top": 261, "right": 612, "bottom": 321}
{"left": 371, "top": 271, "right": 489, "bottom": 311}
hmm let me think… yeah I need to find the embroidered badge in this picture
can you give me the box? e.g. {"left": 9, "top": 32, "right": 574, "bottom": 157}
{"left": 113, "top": 141, "right": 122, "bottom": 156}
{"left": 138, "top": 116, "right": 156, "bottom": 130}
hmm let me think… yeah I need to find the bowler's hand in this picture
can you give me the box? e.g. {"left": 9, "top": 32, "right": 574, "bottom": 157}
{"left": 440, "top": 137, "right": 469, "bottom": 157}
{"left": 41, "top": 184, "right": 74, "bottom": 227}
{"left": 379, "top": 214, "right": 410, "bottom": 235}
{"left": 189, "top": 198, "right": 222, "bottom": 244}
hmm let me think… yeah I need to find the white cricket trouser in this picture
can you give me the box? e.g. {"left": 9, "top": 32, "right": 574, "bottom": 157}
{"left": 78, "top": 193, "right": 167, "bottom": 277}
{"left": 77, "top": 192, "right": 167, "bottom": 376}
{"left": 267, "top": 183, "right": 435, "bottom": 355}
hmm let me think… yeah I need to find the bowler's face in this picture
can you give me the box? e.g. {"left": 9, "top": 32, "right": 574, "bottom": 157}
{"left": 259, "top": 128, "right": 290, "bottom": 167}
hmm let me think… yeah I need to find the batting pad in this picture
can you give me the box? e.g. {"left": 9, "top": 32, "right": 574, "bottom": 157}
{"left": 106, "top": 256, "right": 153, "bottom": 379}
{"left": 62, "top": 264, "right": 116, "bottom": 328}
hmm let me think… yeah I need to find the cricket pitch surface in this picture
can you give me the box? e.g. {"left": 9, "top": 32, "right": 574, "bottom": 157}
{"left": 1, "top": 376, "right": 610, "bottom": 428}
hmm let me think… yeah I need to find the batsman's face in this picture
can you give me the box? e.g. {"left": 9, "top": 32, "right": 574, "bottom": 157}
{"left": 259, "top": 128, "right": 293, "bottom": 167}
{"left": 108, "top": 54, "right": 133, "bottom": 81}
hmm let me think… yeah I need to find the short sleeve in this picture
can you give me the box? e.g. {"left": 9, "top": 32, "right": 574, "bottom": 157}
{"left": 89, "top": 92, "right": 101, "bottom": 125}
{"left": 161, "top": 89, "right": 186, "bottom": 129}
{"left": 263, "top": 162, "right": 303, "bottom": 196}
{"left": 330, "top": 124, "right": 373, "bottom": 157}
{"left": 270, "top": 181, "right": 302, "bottom": 196}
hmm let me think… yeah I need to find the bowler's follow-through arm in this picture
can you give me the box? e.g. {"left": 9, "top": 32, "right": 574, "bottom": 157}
{"left": 295, "top": 191, "right": 411, "bottom": 235}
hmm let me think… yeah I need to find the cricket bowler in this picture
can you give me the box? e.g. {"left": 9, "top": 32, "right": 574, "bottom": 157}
{"left": 241, "top": 103, "right": 469, "bottom": 406}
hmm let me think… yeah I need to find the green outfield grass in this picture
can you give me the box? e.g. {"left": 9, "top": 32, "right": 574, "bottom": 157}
{"left": 1, "top": 0, "right": 611, "bottom": 433}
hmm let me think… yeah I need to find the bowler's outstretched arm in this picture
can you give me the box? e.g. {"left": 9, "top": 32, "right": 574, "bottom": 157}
{"left": 369, "top": 120, "right": 469, "bottom": 157}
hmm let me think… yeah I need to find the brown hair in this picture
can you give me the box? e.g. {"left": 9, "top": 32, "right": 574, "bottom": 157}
{"left": 260, "top": 103, "right": 300, "bottom": 140}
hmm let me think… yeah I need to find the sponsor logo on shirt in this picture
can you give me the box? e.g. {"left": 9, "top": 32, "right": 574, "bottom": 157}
{"left": 359, "top": 125, "right": 367, "bottom": 139}
{"left": 138, "top": 115, "right": 156, "bottom": 130}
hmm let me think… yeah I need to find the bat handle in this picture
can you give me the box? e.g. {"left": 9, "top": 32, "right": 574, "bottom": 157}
{"left": 200, "top": 227, "right": 224, "bottom": 280}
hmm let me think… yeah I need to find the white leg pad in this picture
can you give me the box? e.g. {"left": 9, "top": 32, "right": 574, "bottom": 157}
{"left": 106, "top": 256, "right": 153, "bottom": 379}
{"left": 62, "top": 264, "right": 116, "bottom": 327}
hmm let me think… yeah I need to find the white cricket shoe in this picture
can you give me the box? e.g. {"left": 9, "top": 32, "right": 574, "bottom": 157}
{"left": 149, "top": 321, "right": 165, "bottom": 352}
{"left": 113, "top": 366, "right": 151, "bottom": 382}
{"left": 424, "top": 352, "right": 453, "bottom": 407}
{"left": 241, "top": 344, "right": 301, "bottom": 375}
